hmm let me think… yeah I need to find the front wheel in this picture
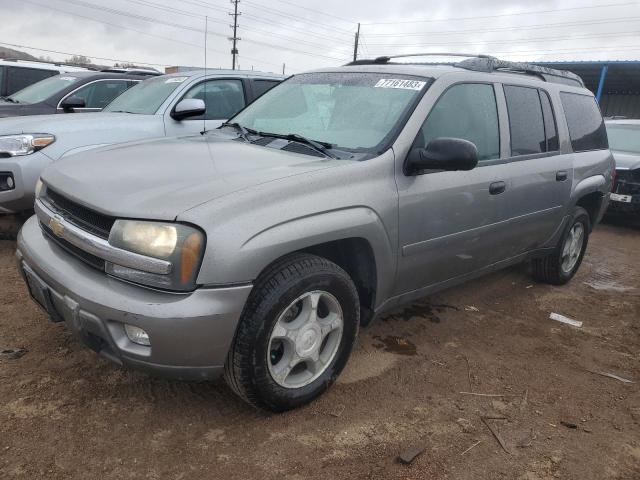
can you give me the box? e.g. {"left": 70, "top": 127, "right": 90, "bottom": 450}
{"left": 224, "top": 253, "right": 359, "bottom": 412}
{"left": 531, "top": 206, "right": 591, "bottom": 285}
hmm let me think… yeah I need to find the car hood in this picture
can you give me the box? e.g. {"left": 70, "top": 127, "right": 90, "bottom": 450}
{"left": 0, "top": 111, "right": 142, "bottom": 134}
{"left": 41, "top": 133, "right": 348, "bottom": 221}
{"left": 612, "top": 150, "right": 640, "bottom": 171}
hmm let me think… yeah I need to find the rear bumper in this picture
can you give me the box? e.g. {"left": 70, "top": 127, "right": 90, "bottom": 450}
{"left": 17, "top": 215, "right": 252, "bottom": 380}
{"left": 607, "top": 193, "right": 640, "bottom": 215}
{"left": 0, "top": 151, "right": 51, "bottom": 213}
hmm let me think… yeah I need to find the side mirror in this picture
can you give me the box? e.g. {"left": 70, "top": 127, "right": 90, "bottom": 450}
{"left": 60, "top": 96, "right": 86, "bottom": 112}
{"left": 406, "top": 138, "right": 479, "bottom": 174}
{"left": 171, "top": 98, "right": 206, "bottom": 121}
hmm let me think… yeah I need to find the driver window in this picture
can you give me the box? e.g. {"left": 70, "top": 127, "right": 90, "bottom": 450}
{"left": 416, "top": 83, "right": 500, "bottom": 161}
{"left": 183, "top": 79, "right": 245, "bottom": 120}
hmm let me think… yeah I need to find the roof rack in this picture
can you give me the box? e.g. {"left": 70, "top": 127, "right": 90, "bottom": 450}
{"left": 345, "top": 53, "right": 585, "bottom": 87}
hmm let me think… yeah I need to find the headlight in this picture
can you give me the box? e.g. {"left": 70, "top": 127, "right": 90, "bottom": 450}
{"left": 107, "top": 220, "right": 205, "bottom": 291}
{"left": 0, "top": 134, "right": 55, "bottom": 157}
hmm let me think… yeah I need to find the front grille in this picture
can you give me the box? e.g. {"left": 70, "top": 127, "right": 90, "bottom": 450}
{"left": 41, "top": 223, "right": 105, "bottom": 271}
{"left": 44, "top": 189, "right": 115, "bottom": 239}
{"left": 614, "top": 169, "right": 640, "bottom": 196}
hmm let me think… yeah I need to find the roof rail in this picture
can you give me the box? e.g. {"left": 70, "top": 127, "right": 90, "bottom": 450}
{"left": 345, "top": 53, "right": 585, "bottom": 87}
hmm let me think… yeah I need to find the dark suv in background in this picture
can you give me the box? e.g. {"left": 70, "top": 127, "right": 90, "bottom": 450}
{"left": 0, "top": 72, "right": 148, "bottom": 118}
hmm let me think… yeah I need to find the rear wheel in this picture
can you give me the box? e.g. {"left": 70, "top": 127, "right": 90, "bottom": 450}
{"left": 532, "top": 206, "right": 590, "bottom": 285}
{"left": 224, "top": 253, "right": 359, "bottom": 412}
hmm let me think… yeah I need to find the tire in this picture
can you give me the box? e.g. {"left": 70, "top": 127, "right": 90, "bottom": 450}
{"left": 224, "top": 253, "right": 360, "bottom": 412}
{"left": 532, "top": 206, "right": 591, "bottom": 285}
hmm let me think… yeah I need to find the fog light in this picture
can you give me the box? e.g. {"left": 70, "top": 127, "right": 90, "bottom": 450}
{"left": 7, "top": 176, "right": 14, "bottom": 189}
{"left": 124, "top": 324, "right": 151, "bottom": 346}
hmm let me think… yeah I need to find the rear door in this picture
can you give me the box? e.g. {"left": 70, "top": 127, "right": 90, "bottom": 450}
{"left": 57, "top": 79, "right": 135, "bottom": 113}
{"left": 164, "top": 78, "right": 247, "bottom": 136}
{"left": 498, "top": 85, "right": 572, "bottom": 256}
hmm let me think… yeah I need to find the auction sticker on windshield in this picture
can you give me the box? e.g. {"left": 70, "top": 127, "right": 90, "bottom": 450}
{"left": 165, "top": 77, "right": 188, "bottom": 84}
{"left": 374, "top": 79, "right": 426, "bottom": 90}
{"left": 59, "top": 77, "right": 77, "bottom": 82}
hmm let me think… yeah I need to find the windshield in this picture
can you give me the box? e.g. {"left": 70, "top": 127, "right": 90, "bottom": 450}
{"left": 9, "top": 75, "right": 81, "bottom": 104}
{"left": 606, "top": 124, "right": 640, "bottom": 154}
{"left": 230, "top": 72, "right": 431, "bottom": 152}
{"left": 104, "top": 75, "right": 188, "bottom": 114}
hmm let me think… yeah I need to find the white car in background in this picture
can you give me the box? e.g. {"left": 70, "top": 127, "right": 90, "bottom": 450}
{"left": 0, "top": 69, "right": 284, "bottom": 213}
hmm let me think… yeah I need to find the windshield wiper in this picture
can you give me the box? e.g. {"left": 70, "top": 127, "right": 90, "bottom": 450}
{"left": 255, "top": 131, "right": 337, "bottom": 159}
{"left": 1, "top": 96, "right": 18, "bottom": 104}
{"left": 219, "top": 122, "right": 256, "bottom": 142}
{"left": 109, "top": 110, "right": 135, "bottom": 114}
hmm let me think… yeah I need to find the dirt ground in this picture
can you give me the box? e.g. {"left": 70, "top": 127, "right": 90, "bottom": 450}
{"left": 0, "top": 221, "right": 638, "bottom": 480}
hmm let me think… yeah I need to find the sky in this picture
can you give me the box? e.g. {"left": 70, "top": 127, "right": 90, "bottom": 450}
{"left": 0, "top": 0, "right": 639, "bottom": 74}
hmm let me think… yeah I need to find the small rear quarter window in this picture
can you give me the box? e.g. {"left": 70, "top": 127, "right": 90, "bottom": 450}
{"left": 560, "top": 92, "right": 608, "bottom": 152}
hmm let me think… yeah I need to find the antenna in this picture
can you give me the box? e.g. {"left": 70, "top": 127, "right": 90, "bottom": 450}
{"left": 202, "top": 15, "right": 208, "bottom": 135}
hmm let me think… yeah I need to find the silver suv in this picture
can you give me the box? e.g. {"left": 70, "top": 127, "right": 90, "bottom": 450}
{"left": 16, "top": 55, "right": 614, "bottom": 411}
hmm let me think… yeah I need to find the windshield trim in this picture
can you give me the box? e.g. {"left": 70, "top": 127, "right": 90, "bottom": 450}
{"left": 225, "top": 72, "right": 434, "bottom": 158}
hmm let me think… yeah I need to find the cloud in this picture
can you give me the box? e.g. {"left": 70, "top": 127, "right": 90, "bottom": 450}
{"left": 0, "top": 0, "right": 638, "bottom": 74}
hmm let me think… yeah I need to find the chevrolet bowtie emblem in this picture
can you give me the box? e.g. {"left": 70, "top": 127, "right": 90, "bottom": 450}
{"left": 49, "top": 216, "right": 65, "bottom": 237}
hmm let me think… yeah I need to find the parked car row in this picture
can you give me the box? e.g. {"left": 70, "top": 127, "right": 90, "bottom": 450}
{"left": 0, "top": 70, "right": 283, "bottom": 213}
{"left": 4, "top": 53, "right": 617, "bottom": 411}
{"left": 605, "top": 119, "right": 640, "bottom": 217}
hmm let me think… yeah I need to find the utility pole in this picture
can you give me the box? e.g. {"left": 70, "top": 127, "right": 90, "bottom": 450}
{"left": 229, "top": 0, "right": 241, "bottom": 70}
{"left": 353, "top": 23, "right": 360, "bottom": 62}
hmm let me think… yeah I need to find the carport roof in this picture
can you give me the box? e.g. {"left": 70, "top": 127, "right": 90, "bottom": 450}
{"left": 535, "top": 61, "right": 640, "bottom": 94}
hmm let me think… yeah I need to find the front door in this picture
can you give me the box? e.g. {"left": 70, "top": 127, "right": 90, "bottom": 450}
{"left": 165, "top": 78, "right": 247, "bottom": 136}
{"left": 395, "top": 82, "right": 511, "bottom": 295}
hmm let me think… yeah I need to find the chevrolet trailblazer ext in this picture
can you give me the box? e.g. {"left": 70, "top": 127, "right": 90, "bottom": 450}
{"left": 17, "top": 55, "right": 613, "bottom": 411}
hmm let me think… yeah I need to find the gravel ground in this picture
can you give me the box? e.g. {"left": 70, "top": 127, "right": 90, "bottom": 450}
{"left": 0, "top": 221, "right": 638, "bottom": 479}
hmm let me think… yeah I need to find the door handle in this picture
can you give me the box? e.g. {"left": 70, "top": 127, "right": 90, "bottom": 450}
{"left": 556, "top": 170, "right": 568, "bottom": 181}
{"left": 489, "top": 181, "right": 506, "bottom": 195}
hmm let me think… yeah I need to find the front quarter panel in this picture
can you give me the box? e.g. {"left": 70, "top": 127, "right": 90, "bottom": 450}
{"left": 179, "top": 150, "right": 400, "bottom": 308}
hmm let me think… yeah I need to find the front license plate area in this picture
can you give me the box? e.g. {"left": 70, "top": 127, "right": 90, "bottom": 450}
{"left": 611, "top": 193, "right": 632, "bottom": 203}
{"left": 22, "top": 265, "right": 64, "bottom": 323}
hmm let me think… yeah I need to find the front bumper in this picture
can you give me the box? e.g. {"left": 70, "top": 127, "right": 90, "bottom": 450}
{"left": 17, "top": 216, "right": 252, "bottom": 380}
{"left": 0, "top": 151, "right": 52, "bottom": 213}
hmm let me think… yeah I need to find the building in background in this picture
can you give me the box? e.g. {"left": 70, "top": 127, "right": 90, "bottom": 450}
{"left": 536, "top": 61, "right": 640, "bottom": 118}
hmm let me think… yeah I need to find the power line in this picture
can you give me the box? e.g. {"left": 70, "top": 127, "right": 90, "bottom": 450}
{"left": 55, "top": 0, "right": 339, "bottom": 63}
{"left": 0, "top": 40, "right": 168, "bottom": 67}
{"left": 241, "top": 13, "right": 351, "bottom": 44}
{"left": 242, "top": 0, "right": 354, "bottom": 35}
{"left": 266, "top": 0, "right": 358, "bottom": 26}
{"left": 366, "top": 30, "right": 640, "bottom": 48}
{"left": 24, "top": 0, "right": 282, "bottom": 70}
{"left": 362, "top": 1, "right": 639, "bottom": 25}
{"left": 365, "top": 15, "right": 640, "bottom": 37}
{"left": 365, "top": 44, "right": 640, "bottom": 58}
{"left": 24, "top": 0, "right": 206, "bottom": 49}
{"left": 242, "top": 37, "right": 348, "bottom": 61}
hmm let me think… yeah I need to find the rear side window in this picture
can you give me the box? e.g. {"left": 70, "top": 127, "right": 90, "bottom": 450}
{"left": 540, "top": 91, "right": 559, "bottom": 151}
{"left": 252, "top": 80, "right": 280, "bottom": 99}
{"left": 417, "top": 83, "right": 500, "bottom": 161}
{"left": 504, "top": 85, "right": 546, "bottom": 156}
{"left": 560, "top": 92, "right": 608, "bottom": 152}
{"left": 6, "top": 67, "right": 57, "bottom": 96}
{"left": 70, "top": 80, "right": 131, "bottom": 109}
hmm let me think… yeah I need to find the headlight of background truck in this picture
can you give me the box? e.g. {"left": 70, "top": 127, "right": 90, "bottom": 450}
{"left": 107, "top": 220, "right": 206, "bottom": 291}
{"left": 0, "top": 134, "right": 55, "bottom": 157}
